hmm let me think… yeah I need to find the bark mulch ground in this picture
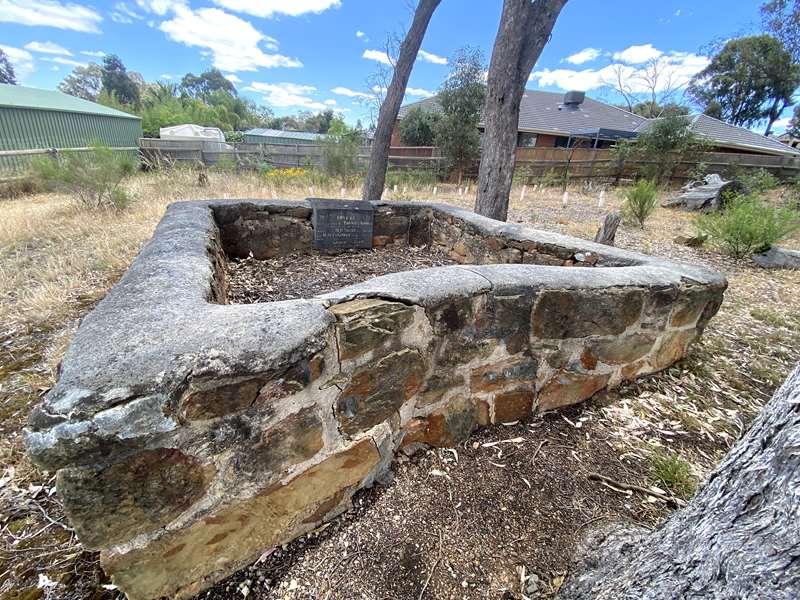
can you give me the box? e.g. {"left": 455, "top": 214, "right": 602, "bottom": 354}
{"left": 225, "top": 245, "right": 459, "bottom": 304}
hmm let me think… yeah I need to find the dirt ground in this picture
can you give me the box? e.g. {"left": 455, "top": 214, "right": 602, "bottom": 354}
{"left": 1, "top": 170, "right": 799, "bottom": 600}
{"left": 227, "top": 245, "right": 457, "bottom": 304}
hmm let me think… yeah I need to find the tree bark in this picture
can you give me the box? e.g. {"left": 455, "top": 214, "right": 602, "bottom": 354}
{"left": 474, "top": 0, "right": 567, "bottom": 221}
{"left": 361, "top": 0, "right": 441, "bottom": 201}
{"left": 558, "top": 365, "right": 800, "bottom": 600}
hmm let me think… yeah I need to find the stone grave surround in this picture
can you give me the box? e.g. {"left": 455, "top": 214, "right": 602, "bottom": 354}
{"left": 24, "top": 199, "right": 726, "bottom": 600}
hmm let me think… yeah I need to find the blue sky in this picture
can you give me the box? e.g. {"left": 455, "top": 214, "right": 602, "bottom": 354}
{"left": 1, "top": 0, "right": 790, "bottom": 132}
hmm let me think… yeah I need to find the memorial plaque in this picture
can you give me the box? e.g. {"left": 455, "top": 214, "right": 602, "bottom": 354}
{"left": 311, "top": 198, "right": 374, "bottom": 250}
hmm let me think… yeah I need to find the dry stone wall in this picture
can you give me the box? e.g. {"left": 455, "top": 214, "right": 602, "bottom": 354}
{"left": 24, "top": 200, "right": 726, "bottom": 599}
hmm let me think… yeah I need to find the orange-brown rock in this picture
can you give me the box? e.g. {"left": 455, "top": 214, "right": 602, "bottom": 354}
{"left": 538, "top": 371, "right": 611, "bottom": 412}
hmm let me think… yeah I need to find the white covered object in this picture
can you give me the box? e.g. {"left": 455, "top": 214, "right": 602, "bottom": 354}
{"left": 159, "top": 124, "right": 232, "bottom": 151}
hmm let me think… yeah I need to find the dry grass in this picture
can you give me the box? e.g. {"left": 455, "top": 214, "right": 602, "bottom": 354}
{"left": 1, "top": 170, "right": 799, "bottom": 599}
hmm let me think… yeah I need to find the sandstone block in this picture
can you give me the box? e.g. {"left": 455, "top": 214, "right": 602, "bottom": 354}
{"left": 102, "top": 439, "right": 379, "bottom": 600}
{"left": 494, "top": 389, "right": 535, "bottom": 422}
{"left": 331, "top": 299, "right": 416, "bottom": 360}
{"left": 538, "top": 371, "right": 610, "bottom": 412}
{"left": 58, "top": 448, "right": 213, "bottom": 549}
{"left": 651, "top": 329, "right": 697, "bottom": 370}
{"left": 471, "top": 356, "right": 538, "bottom": 392}
{"left": 336, "top": 349, "right": 426, "bottom": 435}
{"left": 233, "top": 405, "right": 324, "bottom": 477}
{"left": 532, "top": 289, "right": 644, "bottom": 339}
{"left": 401, "top": 396, "right": 482, "bottom": 449}
{"left": 588, "top": 333, "right": 656, "bottom": 365}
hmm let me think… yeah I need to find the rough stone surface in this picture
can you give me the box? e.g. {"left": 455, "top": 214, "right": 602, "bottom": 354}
{"left": 751, "top": 246, "right": 800, "bottom": 270}
{"left": 23, "top": 199, "right": 727, "bottom": 600}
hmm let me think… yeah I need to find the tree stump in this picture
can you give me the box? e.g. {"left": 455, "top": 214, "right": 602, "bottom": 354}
{"left": 557, "top": 365, "right": 800, "bottom": 600}
{"left": 594, "top": 212, "right": 621, "bottom": 246}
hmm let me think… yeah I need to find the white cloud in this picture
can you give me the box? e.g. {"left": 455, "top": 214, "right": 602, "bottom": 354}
{"left": 418, "top": 49, "right": 447, "bottom": 65}
{"left": 81, "top": 50, "right": 106, "bottom": 57}
{"left": 0, "top": 45, "right": 35, "bottom": 80}
{"left": 612, "top": 43, "right": 663, "bottom": 64}
{"left": 24, "top": 41, "right": 72, "bottom": 55}
{"left": 565, "top": 47, "right": 601, "bottom": 65}
{"left": 160, "top": 73, "right": 173, "bottom": 79}
{"left": 136, "top": 0, "right": 186, "bottom": 15}
{"left": 530, "top": 49, "right": 709, "bottom": 94}
{"left": 112, "top": 2, "right": 143, "bottom": 22}
{"left": 111, "top": 12, "right": 133, "bottom": 23}
{"left": 210, "top": 0, "right": 340, "bottom": 18}
{"left": 406, "top": 87, "right": 433, "bottom": 98}
{"left": 324, "top": 99, "right": 337, "bottom": 106}
{"left": 0, "top": 0, "right": 103, "bottom": 33}
{"left": 772, "top": 117, "right": 791, "bottom": 133}
{"left": 43, "top": 56, "right": 87, "bottom": 68}
{"left": 362, "top": 49, "right": 391, "bottom": 65}
{"left": 224, "top": 73, "right": 241, "bottom": 83}
{"left": 331, "top": 86, "right": 371, "bottom": 98}
{"left": 159, "top": 6, "right": 302, "bottom": 72}
{"left": 246, "top": 81, "right": 327, "bottom": 110}
{"left": 356, "top": 30, "right": 365, "bottom": 38}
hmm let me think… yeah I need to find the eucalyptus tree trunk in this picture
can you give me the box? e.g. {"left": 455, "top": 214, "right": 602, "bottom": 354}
{"left": 362, "top": 0, "right": 441, "bottom": 201}
{"left": 474, "top": 0, "right": 567, "bottom": 221}
{"left": 558, "top": 365, "right": 800, "bottom": 600}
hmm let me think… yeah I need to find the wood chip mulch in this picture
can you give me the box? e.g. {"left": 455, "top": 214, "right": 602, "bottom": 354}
{"left": 225, "top": 245, "right": 459, "bottom": 303}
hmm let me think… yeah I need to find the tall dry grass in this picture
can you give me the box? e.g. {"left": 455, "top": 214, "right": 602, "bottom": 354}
{"left": 0, "top": 169, "right": 500, "bottom": 327}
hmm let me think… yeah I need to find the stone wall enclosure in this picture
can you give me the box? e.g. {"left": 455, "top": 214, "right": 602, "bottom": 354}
{"left": 24, "top": 199, "right": 726, "bottom": 599}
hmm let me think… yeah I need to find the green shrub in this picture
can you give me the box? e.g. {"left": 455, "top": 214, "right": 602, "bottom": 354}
{"left": 696, "top": 195, "right": 800, "bottom": 258}
{"left": 30, "top": 144, "right": 136, "bottom": 210}
{"left": 385, "top": 168, "right": 439, "bottom": 190}
{"left": 622, "top": 179, "right": 659, "bottom": 228}
{"left": 321, "top": 117, "right": 361, "bottom": 186}
{"left": 737, "top": 168, "right": 779, "bottom": 194}
{"left": 650, "top": 448, "right": 696, "bottom": 500}
{"left": 540, "top": 168, "right": 562, "bottom": 188}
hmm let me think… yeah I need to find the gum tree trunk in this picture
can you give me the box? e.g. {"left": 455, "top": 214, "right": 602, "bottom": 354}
{"left": 362, "top": 0, "right": 441, "bottom": 201}
{"left": 474, "top": 0, "right": 567, "bottom": 221}
{"left": 558, "top": 365, "right": 800, "bottom": 600}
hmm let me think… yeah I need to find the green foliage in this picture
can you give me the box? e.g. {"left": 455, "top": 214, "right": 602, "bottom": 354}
{"left": 622, "top": 179, "right": 659, "bottom": 228}
{"left": 58, "top": 63, "right": 102, "bottom": 101}
{"left": 433, "top": 47, "right": 486, "bottom": 179}
{"left": 399, "top": 106, "right": 440, "bottom": 146}
{"left": 539, "top": 168, "right": 563, "bottom": 188}
{"left": 624, "top": 115, "right": 707, "bottom": 184}
{"left": 737, "top": 168, "right": 779, "bottom": 194}
{"left": 788, "top": 104, "right": 800, "bottom": 138}
{"left": 101, "top": 55, "right": 140, "bottom": 107}
{"left": 761, "top": 0, "right": 800, "bottom": 62}
{"left": 0, "top": 48, "right": 17, "bottom": 85}
{"left": 696, "top": 195, "right": 800, "bottom": 258}
{"left": 224, "top": 131, "right": 245, "bottom": 143}
{"left": 301, "top": 109, "right": 336, "bottom": 134}
{"left": 627, "top": 101, "right": 690, "bottom": 118}
{"left": 688, "top": 35, "right": 800, "bottom": 131}
{"left": 180, "top": 68, "right": 236, "bottom": 99}
{"left": 320, "top": 117, "right": 362, "bottom": 186}
{"left": 31, "top": 144, "right": 136, "bottom": 210}
{"left": 649, "top": 449, "right": 697, "bottom": 500}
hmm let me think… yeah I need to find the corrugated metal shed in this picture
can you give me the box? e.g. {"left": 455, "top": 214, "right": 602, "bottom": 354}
{"left": 244, "top": 128, "right": 326, "bottom": 145}
{"left": 0, "top": 83, "right": 143, "bottom": 173}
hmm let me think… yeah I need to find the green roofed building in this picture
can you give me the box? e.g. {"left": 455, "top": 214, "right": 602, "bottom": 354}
{"left": 0, "top": 83, "right": 142, "bottom": 173}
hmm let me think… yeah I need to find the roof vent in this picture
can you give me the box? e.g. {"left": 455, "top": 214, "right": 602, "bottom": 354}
{"left": 563, "top": 90, "right": 585, "bottom": 106}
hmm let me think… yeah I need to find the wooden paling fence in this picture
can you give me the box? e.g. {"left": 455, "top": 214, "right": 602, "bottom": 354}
{"left": 137, "top": 139, "right": 800, "bottom": 182}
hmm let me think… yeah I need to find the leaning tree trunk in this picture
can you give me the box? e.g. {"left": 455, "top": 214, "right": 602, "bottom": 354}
{"left": 362, "top": 0, "right": 441, "bottom": 201}
{"left": 474, "top": 0, "right": 567, "bottom": 221}
{"left": 558, "top": 365, "right": 800, "bottom": 600}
